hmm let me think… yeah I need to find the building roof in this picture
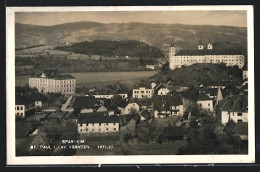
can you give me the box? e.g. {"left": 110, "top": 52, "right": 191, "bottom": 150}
{"left": 197, "top": 92, "right": 212, "bottom": 101}
{"left": 73, "top": 96, "right": 96, "bottom": 109}
{"left": 31, "top": 69, "right": 75, "bottom": 79}
{"left": 218, "top": 95, "right": 248, "bottom": 112}
{"left": 232, "top": 122, "right": 248, "bottom": 135}
{"left": 152, "top": 94, "right": 183, "bottom": 111}
{"left": 205, "top": 88, "right": 218, "bottom": 97}
{"left": 80, "top": 111, "right": 109, "bottom": 117}
{"left": 77, "top": 114, "right": 119, "bottom": 123}
{"left": 180, "top": 88, "right": 199, "bottom": 101}
{"left": 175, "top": 49, "right": 243, "bottom": 56}
{"left": 15, "top": 94, "right": 34, "bottom": 105}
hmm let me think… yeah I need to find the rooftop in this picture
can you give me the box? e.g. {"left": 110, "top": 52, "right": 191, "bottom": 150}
{"left": 152, "top": 94, "right": 183, "bottom": 111}
{"left": 175, "top": 49, "right": 244, "bottom": 56}
{"left": 77, "top": 114, "right": 120, "bottom": 124}
{"left": 73, "top": 96, "right": 97, "bottom": 109}
{"left": 218, "top": 95, "right": 248, "bottom": 112}
{"left": 197, "top": 92, "right": 212, "bottom": 101}
{"left": 31, "top": 69, "right": 75, "bottom": 79}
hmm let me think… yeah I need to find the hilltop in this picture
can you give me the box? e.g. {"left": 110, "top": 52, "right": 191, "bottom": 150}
{"left": 55, "top": 40, "right": 165, "bottom": 58}
{"left": 15, "top": 22, "right": 247, "bottom": 53}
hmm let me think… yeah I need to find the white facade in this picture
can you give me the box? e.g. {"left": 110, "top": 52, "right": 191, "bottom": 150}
{"left": 124, "top": 103, "right": 139, "bottom": 115}
{"left": 197, "top": 100, "right": 213, "bottom": 112}
{"left": 243, "top": 70, "right": 248, "bottom": 80}
{"left": 29, "top": 77, "right": 76, "bottom": 95}
{"left": 170, "top": 54, "right": 245, "bottom": 70}
{"left": 158, "top": 88, "right": 170, "bottom": 95}
{"left": 35, "top": 101, "right": 42, "bottom": 108}
{"left": 15, "top": 105, "right": 25, "bottom": 117}
{"left": 221, "top": 111, "right": 248, "bottom": 125}
{"left": 93, "top": 93, "right": 128, "bottom": 100}
{"left": 154, "top": 105, "right": 184, "bottom": 118}
{"left": 133, "top": 87, "right": 153, "bottom": 99}
{"left": 78, "top": 122, "right": 119, "bottom": 134}
{"left": 169, "top": 42, "right": 245, "bottom": 70}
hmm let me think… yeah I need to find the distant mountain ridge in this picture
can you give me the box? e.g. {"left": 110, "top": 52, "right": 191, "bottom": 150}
{"left": 15, "top": 21, "right": 247, "bottom": 53}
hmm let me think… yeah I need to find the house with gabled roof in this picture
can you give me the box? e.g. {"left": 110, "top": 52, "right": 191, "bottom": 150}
{"left": 77, "top": 112, "right": 120, "bottom": 134}
{"left": 197, "top": 92, "right": 213, "bottom": 112}
{"left": 15, "top": 94, "right": 34, "bottom": 117}
{"left": 217, "top": 95, "right": 248, "bottom": 125}
{"left": 152, "top": 94, "right": 184, "bottom": 118}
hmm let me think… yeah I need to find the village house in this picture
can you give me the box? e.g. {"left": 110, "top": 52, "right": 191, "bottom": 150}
{"left": 146, "top": 65, "right": 155, "bottom": 70}
{"left": 132, "top": 82, "right": 156, "bottom": 99}
{"left": 152, "top": 94, "right": 184, "bottom": 118}
{"left": 15, "top": 95, "right": 34, "bottom": 117}
{"left": 217, "top": 95, "right": 248, "bottom": 125}
{"left": 118, "top": 102, "right": 140, "bottom": 115}
{"left": 77, "top": 112, "right": 120, "bottom": 134}
{"left": 157, "top": 88, "right": 170, "bottom": 96}
{"left": 196, "top": 92, "right": 214, "bottom": 112}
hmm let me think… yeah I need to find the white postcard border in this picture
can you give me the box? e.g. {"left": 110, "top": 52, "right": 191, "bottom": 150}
{"left": 6, "top": 5, "right": 255, "bottom": 165}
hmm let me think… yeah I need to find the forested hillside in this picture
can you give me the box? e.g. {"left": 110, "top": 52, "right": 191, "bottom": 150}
{"left": 55, "top": 40, "right": 165, "bottom": 58}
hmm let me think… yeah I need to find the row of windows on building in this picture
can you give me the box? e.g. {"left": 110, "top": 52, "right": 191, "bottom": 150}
{"left": 15, "top": 106, "right": 23, "bottom": 110}
{"left": 133, "top": 90, "right": 152, "bottom": 94}
{"left": 31, "top": 83, "right": 75, "bottom": 88}
{"left": 30, "top": 79, "right": 75, "bottom": 84}
{"left": 80, "top": 128, "right": 117, "bottom": 132}
{"left": 79, "top": 123, "right": 117, "bottom": 126}
{"left": 16, "top": 112, "right": 24, "bottom": 116}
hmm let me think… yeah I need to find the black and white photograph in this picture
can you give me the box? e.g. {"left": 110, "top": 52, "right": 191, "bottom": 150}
{"left": 6, "top": 6, "right": 255, "bottom": 164}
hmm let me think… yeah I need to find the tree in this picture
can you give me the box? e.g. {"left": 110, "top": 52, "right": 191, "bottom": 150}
{"left": 110, "top": 94, "right": 124, "bottom": 108}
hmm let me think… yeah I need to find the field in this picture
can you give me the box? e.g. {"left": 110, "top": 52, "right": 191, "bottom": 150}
{"left": 15, "top": 71, "right": 158, "bottom": 88}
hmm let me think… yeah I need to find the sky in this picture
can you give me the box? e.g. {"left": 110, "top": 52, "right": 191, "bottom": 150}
{"left": 15, "top": 11, "right": 247, "bottom": 27}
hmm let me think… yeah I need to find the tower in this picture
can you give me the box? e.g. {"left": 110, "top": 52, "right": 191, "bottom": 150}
{"left": 198, "top": 40, "right": 204, "bottom": 50}
{"left": 207, "top": 42, "right": 213, "bottom": 49}
{"left": 169, "top": 39, "right": 176, "bottom": 70}
{"left": 216, "top": 87, "right": 223, "bottom": 105}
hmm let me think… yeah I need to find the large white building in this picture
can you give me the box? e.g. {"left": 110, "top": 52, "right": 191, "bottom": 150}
{"left": 77, "top": 112, "right": 120, "bottom": 134}
{"left": 29, "top": 69, "right": 76, "bottom": 95}
{"left": 169, "top": 40, "right": 245, "bottom": 70}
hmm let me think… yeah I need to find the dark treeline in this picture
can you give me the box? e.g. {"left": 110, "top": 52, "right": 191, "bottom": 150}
{"left": 56, "top": 40, "right": 165, "bottom": 58}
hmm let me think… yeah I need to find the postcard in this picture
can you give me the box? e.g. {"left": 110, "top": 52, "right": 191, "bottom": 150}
{"left": 6, "top": 6, "right": 255, "bottom": 165}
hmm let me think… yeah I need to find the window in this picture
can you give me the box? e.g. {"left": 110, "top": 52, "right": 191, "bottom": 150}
{"left": 106, "top": 123, "right": 108, "bottom": 126}
{"left": 208, "top": 103, "right": 210, "bottom": 107}
{"left": 99, "top": 123, "right": 101, "bottom": 126}
{"left": 17, "top": 106, "right": 19, "bottom": 110}
{"left": 80, "top": 124, "right": 82, "bottom": 127}
{"left": 237, "top": 113, "right": 242, "bottom": 116}
{"left": 200, "top": 104, "right": 202, "bottom": 108}
{"left": 21, "top": 113, "right": 23, "bottom": 116}
{"left": 237, "top": 119, "right": 242, "bottom": 122}
{"left": 113, "top": 123, "right": 116, "bottom": 125}
{"left": 114, "top": 128, "right": 116, "bottom": 131}
{"left": 92, "top": 123, "right": 94, "bottom": 126}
